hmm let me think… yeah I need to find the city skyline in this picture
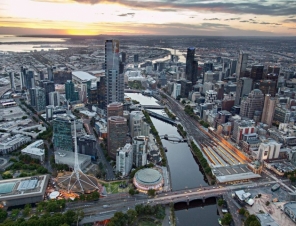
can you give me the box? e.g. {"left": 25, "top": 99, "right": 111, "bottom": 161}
{"left": 0, "top": 0, "right": 296, "bottom": 36}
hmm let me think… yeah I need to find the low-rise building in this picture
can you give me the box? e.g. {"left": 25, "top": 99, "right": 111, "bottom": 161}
{"left": 284, "top": 202, "right": 296, "bottom": 223}
{"left": 54, "top": 151, "right": 91, "bottom": 170}
{"left": 255, "top": 213, "right": 279, "bottom": 226}
{"left": 21, "top": 140, "right": 45, "bottom": 162}
{"left": 0, "top": 134, "right": 31, "bottom": 154}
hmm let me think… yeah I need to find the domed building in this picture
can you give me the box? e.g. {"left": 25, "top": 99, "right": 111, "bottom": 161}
{"left": 133, "top": 168, "right": 164, "bottom": 192}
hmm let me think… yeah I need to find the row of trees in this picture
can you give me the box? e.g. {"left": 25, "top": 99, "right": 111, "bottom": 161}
{"left": 238, "top": 208, "right": 260, "bottom": 226}
{"left": 190, "top": 141, "right": 214, "bottom": 178}
{"left": 37, "top": 127, "right": 52, "bottom": 140}
{"left": 0, "top": 210, "right": 83, "bottom": 226}
{"left": 164, "top": 107, "right": 176, "bottom": 120}
{"left": 177, "top": 124, "right": 187, "bottom": 137}
{"left": 108, "top": 204, "right": 165, "bottom": 226}
{"left": 142, "top": 111, "right": 167, "bottom": 166}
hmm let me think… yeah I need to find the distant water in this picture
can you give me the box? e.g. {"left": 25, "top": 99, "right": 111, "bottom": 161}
{"left": 0, "top": 35, "right": 68, "bottom": 52}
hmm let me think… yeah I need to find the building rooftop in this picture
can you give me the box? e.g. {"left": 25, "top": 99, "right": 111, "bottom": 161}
{"left": 72, "top": 71, "right": 96, "bottom": 81}
{"left": 135, "top": 168, "right": 163, "bottom": 186}
{"left": 0, "top": 175, "right": 49, "bottom": 201}
{"left": 256, "top": 213, "right": 279, "bottom": 226}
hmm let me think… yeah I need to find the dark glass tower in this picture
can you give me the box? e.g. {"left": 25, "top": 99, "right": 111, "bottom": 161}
{"left": 185, "top": 47, "right": 195, "bottom": 82}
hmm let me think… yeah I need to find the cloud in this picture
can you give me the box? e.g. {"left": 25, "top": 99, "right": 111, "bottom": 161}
{"left": 71, "top": 0, "right": 296, "bottom": 16}
{"left": 239, "top": 20, "right": 249, "bottom": 23}
{"left": 117, "top": 13, "right": 135, "bottom": 17}
{"left": 283, "top": 18, "right": 296, "bottom": 23}
{"left": 204, "top": 18, "right": 220, "bottom": 21}
{"left": 225, "top": 17, "right": 240, "bottom": 21}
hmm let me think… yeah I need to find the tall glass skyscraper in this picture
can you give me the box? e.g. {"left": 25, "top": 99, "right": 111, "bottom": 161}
{"left": 53, "top": 116, "right": 73, "bottom": 152}
{"left": 65, "top": 80, "right": 79, "bottom": 102}
{"left": 185, "top": 47, "right": 196, "bottom": 83}
{"left": 105, "top": 40, "right": 124, "bottom": 111}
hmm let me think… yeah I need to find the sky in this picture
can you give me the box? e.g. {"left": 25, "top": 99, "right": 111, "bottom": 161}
{"left": 0, "top": 0, "right": 296, "bottom": 36}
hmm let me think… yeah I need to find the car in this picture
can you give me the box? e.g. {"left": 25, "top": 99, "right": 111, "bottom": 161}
{"left": 189, "top": 190, "right": 192, "bottom": 193}
{"left": 213, "top": 187, "right": 216, "bottom": 189}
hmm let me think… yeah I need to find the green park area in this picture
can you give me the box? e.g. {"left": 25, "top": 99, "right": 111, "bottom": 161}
{"left": 138, "top": 218, "right": 162, "bottom": 226}
{"left": 103, "top": 181, "right": 131, "bottom": 194}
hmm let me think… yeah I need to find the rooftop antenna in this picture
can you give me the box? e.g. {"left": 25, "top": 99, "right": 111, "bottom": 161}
{"left": 57, "top": 119, "right": 100, "bottom": 193}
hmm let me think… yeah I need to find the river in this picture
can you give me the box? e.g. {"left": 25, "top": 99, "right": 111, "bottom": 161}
{"left": 125, "top": 93, "right": 219, "bottom": 226}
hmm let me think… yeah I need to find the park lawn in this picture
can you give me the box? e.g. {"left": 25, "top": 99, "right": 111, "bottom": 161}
{"left": 104, "top": 181, "right": 132, "bottom": 194}
{"left": 138, "top": 219, "right": 161, "bottom": 226}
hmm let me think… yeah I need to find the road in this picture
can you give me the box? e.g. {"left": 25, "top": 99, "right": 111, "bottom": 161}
{"left": 70, "top": 180, "right": 282, "bottom": 224}
{"left": 95, "top": 143, "right": 115, "bottom": 180}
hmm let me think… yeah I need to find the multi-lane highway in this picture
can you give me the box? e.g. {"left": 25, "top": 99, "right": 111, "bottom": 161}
{"left": 73, "top": 180, "right": 281, "bottom": 224}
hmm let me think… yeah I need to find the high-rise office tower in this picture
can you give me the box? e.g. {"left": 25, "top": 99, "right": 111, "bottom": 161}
{"left": 47, "top": 67, "right": 54, "bottom": 81}
{"left": 236, "top": 51, "right": 248, "bottom": 79}
{"left": 132, "top": 136, "right": 148, "bottom": 167}
{"left": 80, "top": 82, "right": 88, "bottom": 103}
{"left": 53, "top": 116, "right": 73, "bottom": 152}
{"left": 77, "top": 135, "right": 97, "bottom": 159}
{"left": 116, "top": 143, "right": 133, "bottom": 176}
{"left": 39, "top": 71, "right": 44, "bottom": 81}
{"left": 107, "top": 102, "right": 123, "bottom": 118}
{"left": 134, "top": 54, "right": 139, "bottom": 63}
{"left": 9, "top": 72, "right": 15, "bottom": 90}
{"left": 121, "top": 52, "right": 126, "bottom": 63}
{"left": 240, "top": 89, "right": 264, "bottom": 120}
{"left": 49, "top": 91, "right": 60, "bottom": 107}
{"left": 230, "top": 59, "right": 237, "bottom": 76}
{"left": 20, "top": 66, "right": 26, "bottom": 89}
{"left": 235, "top": 77, "right": 253, "bottom": 105}
{"left": 185, "top": 47, "right": 195, "bottom": 82}
{"left": 29, "top": 86, "right": 46, "bottom": 112}
{"left": 97, "top": 77, "right": 106, "bottom": 113}
{"left": 250, "top": 65, "right": 264, "bottom": 81}
{"left": 203, "top": 62, "right": 214, "bottom": 73}
{"left": 267, "top": 66, "right": 280, "bottom": 75}
{"left": 65, "top": 80, "right": 79, "bottom": 102}
{"left": 129, "top": 111, "right": 150, "bottom": 138}
{"left": 46, "top": 105, "right": 54, "bottom": 121}
{"left": 191, "top": 60, "right": 198, "bottom": 85}
{"left": 39, "top": 80, "right": 55, "bottom": 105}
{"left": 105, "top": 40, "right": 124, "bottom": 109}
{"left": 25, "top": 70, "right": 35, "bottom": 89}
{"left": 261, "top": 94, "right": 276, "bottom": 127}
{"left": 255, "top": 80, "right": 277, "bottom": 97}
{"left": 107, "top": 116, "right": 128, "bottom": 159}
{"left": 214, "top": 81, "right": 225, "bottom": 100}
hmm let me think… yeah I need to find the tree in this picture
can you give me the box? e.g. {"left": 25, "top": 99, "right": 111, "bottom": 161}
{"left": 147, "top": 189, "right": 156, "bottom": 197}
{"left": 245, "top": 215, "right": 260, "bottom": 226}
{"left": 126, "top": 209, "right": 137, "bottom": 225}
{"left": 23, "top": 204, "right": 31, "bottom": 217}
{"left": 218, "top": 198, "right": 224, "bottom": 206}
{"left": 221, "top": 213, "right": 232, "bottom": 226}
{"left": 239, "top": 208, "right": 246, "bottom": 215}
{"left": 22, "top": 116, "right": 28, "bottom": 119}
{"left": 0, "top": 209, "right": 7, "bottom": 222}
{"left": 265, "top": 201, "right": 270, "bottom": 206}
{"left": 129, "top": 188, "right": 136, "bottom": 196}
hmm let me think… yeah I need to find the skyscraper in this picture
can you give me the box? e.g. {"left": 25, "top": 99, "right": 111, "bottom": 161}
{"left": 25, "top": 70, "right": 35, "bottom": 89}
{"left": 53, "top": 116, "right": 73, "bottom": 152}
{"left": 235, "top": 77, "right": 253, "bottom": 105}
{"left": 185, "top": 47, "right": 195, "bottom": 82}
{"left": 65, "top": 80, "right": 79, "bottom": 102}
{"left": 9, "top": 72, "right": 15, "bottom": 90}
{"left": 39, "top": 80, "right": 55, "bottom": 105}
{"left": 261, "top": 94, "right": 276, "bottom": 127}
{"left": 230, "top": 59, "right": 237, "bottom": 76}
{"left": 250, "top": 65, "right": 264, "bottom": 81}
{"left": 134, "top": 54, "right": 139, "bottom": 63}
{"left": 121, "top": 52, "right": 126, "bottom": 63}
{"left": 49, "top": 91, "right": 60, "bottom": 107}
{"left": 240, "top": 89, "right": 264, "bottom": 120}
{"left": 105, "top": 40, "right": 124, "bottom": 109}
{"left": 29, "top": 87, "right": 46, "bottom": 112}
{"left": 267, "top": 66, "right": 280, "bottom": 75}
{"left": 47, "top": 67, "right": 54, "bottom": 81}
{"left": 107, "top": 116, "right": 128, "bottom": 159}
{"left": 236, "top": 51, "right": 248, "bottom": 79}
{"left": 255, "top": 80, "right": 277, "bottom": 97}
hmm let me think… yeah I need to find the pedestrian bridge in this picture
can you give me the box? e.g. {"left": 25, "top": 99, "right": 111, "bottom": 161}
{"left": 142, "top": 105, "right": 165, "bottom": 109}
{"left": 146, "top": 110, "right": 176, "bottom": 125}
